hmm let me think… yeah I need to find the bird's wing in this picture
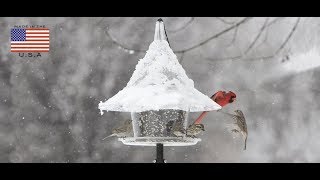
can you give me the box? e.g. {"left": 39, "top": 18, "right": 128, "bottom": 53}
{"left": 115, "top": 119, "right": 132, "bottom": 130}
{"left": 211, "top": 91, "right": 223, "bottom": 100}
{"left": 210, "top": 92, "right": 218, "bottom": 99}
{"left": 234, "top": 111, "right": 247, "bottom": 131}
{"left": 238, "top": 116, "right": 247, "bottom": 132}
{"left": 124, "top": 119, "right": 132, "bottom": 125}
{"left": 243, "top": 134, "right": 247, "bottom": 150}
{"left": 127, "top": 123, "right": 133, "bottom": 132}
{"left": 117, "top": 126, "right": 129, "bottom": 132}
{"left": 235, "top": 110, "right": 245, "bottom": 118}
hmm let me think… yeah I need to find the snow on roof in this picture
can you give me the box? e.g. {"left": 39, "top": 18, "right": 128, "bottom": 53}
{"left": 99, "top": 40, "right": 221, "bottom": 114}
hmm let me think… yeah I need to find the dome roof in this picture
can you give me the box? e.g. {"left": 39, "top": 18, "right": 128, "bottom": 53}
{"left": 99, "top": 20, "right": 221, "bottom": 114}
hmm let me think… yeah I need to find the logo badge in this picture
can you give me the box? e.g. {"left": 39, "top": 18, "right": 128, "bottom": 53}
{"left": 11, "top": 27, "right": 49, "bottom": 53}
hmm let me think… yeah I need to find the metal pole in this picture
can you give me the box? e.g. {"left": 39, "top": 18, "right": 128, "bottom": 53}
{"left": 155, "top": 143, "right": 165, "bottom": 163}
{"left": 153, "top": 19, "right": 169, "bottom": 164}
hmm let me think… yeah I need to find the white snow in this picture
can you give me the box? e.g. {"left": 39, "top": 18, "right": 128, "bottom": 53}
{"left": 99, "top": 40, "right": 221, "bottom": 114}
{"left": 283, "top": 48, "right": 320, "bottom": 73}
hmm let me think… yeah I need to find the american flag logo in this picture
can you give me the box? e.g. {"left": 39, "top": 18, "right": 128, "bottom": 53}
{"left": 10, "top": 28, "right": 50, "bottom": 52}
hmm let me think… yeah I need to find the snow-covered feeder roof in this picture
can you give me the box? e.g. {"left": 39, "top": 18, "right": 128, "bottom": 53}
{"left": 99, "top": 21, "right": 221, "bottom": 114}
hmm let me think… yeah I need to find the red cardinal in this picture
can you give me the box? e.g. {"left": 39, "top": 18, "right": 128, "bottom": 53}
{"left": 194, "top": 91, "right": 236, "bottom": 124}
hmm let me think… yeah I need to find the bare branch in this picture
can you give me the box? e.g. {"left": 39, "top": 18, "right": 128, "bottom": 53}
{"left": 104, "top": 29, "right": 147, "bottom": 53}
{"left": 266, "top": 17, "right": 286, "bottom": 27}
{"left": 257, "top": 25, "right": 269, "bottom": 48}
{"left": 101, "top": 17, "right": 253, "bottom": 55}
{"left": 275, "top": 17, "right": 301, "bottom": 55}
{"left": 205, "top": 55, "right": 242, "bottom": 62}
{"left": 256, "top": 17, "right": 286, "bottom": 48}
{"left": 101, "top": 16, "right": 292, "bottom": 62}
{"left": 167, "top": 17, "right": 195, "bottom": 33}
{"left": 227, "top": 26, "right": 238, "bottom": 47}
{"left": 204, "top": 54, "right": 274, "bottom": 63}
{"left": 215, "top": 17, "right": 236, "bottom": 25}
{"left": 175, "top": 17, "right": 253, "bottom": 53}
{"left": 101, "top": 17, "right": 193, "bottom": 54}
{"left": 96, "top": 17, "right": 105, "bottom": 27}
{"left": 242, "top": 55, "right": 275, "bottom": 61}
{"left": 244, "top": 18, "right": 269, "bottom": 54}
{"left": 179, "top": 52, "right": 185, "bottom": 64}
{"left": 310, "top": 87, "right": 320, "bottom": 93}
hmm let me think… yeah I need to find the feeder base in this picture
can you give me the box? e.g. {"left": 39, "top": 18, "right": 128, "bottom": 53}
{"left": 118, "top": 137, "right": 201, "bottom": 146}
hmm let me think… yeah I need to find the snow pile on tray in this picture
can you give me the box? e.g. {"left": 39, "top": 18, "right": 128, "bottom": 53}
{"left": 99, "top": 40, "right": 221, "bottom": 114}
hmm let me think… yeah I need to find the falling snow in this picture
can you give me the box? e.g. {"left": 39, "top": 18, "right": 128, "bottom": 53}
{"left": 1, "top": 17, "right": 320, "bottom": 163}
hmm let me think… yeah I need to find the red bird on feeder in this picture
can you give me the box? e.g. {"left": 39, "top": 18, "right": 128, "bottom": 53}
{"left": 213, "top": 91, "right": 236, "bottom": 107}
{"left": 193, "top": 91, "right": 236, "bottom": 124}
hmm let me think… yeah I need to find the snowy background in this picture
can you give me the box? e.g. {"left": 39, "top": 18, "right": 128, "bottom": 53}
{"left": 0, "top": 17, "right": 320, "bottom": 162}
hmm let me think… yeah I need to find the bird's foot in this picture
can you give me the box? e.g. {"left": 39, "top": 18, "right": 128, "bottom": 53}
{"left": 186, "top": 135, "right": 197, "bottom": 138}
{"left": 173, "top": 134, "right": 184, "bottom": 138}
{"left": 174, "top": 134, "right": 184, "bottom": 137}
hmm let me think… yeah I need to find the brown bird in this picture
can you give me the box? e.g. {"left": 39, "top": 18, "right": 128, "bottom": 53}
{"left": 171, "top": 122, "right": 186, "bottom": 137}
{"left": 172, "top": 124, "right": 205, "bottom": 138}
{"left": 172, "top": 127, "right": 186, "bottom": 137}
{"left": 186, "top": 124, "right": 205, "bottom": 138}
{"left": 219, "top": 110, "right": 248, "bottom": 150}
{"left": 102, "top": 119, "right": 133, "bottom": 140}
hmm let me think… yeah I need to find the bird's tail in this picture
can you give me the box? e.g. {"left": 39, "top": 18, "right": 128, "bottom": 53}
{"left": 193, "top": 111, "right": 208, "bottom": 124}
{"left": 244, "top": 136, "right": 247, "bottom": 150}
{"left": 101, "top": 134, "right": 115, "bottom": 141}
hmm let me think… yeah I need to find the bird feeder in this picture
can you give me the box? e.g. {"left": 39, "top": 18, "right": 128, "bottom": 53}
{"left": 99, "top": 19, "right": 221, "bottom": 161}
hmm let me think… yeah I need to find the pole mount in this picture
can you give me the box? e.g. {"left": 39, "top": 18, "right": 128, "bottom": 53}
{"left": 154, "top": 143, "right": 166, "bottom": 163}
